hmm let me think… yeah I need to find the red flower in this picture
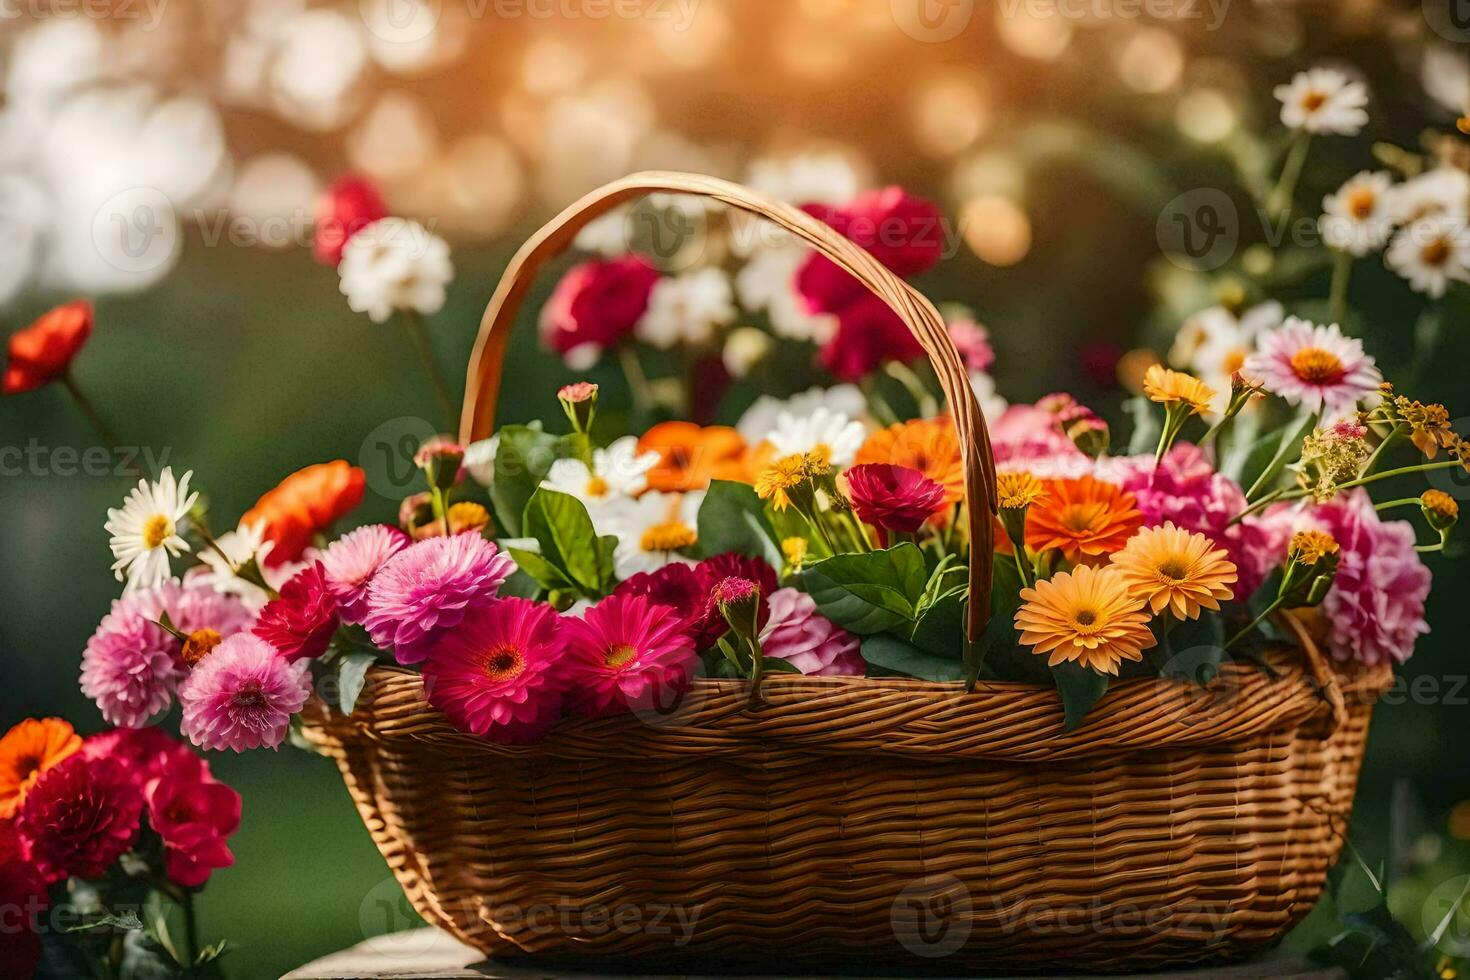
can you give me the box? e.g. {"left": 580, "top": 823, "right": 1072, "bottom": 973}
{"left": 82, "top": 726, "right": 207, "bottom": 789}
{"left": 253, "top": 563, "right": 340, "bottom": 662}
{"left": 16, "top": 755, "right": 141, "bottom": 884}
{"left": 846, "top": 463, "right": 948, "bottom": 533}
{"left": 539, "top": 257, "right": 660, "bottom": 359}
{"left": 243, "top": 461, "right": 366, "bottom": 566}
{"left": 313, "top": 175, "right": 387, "bottom": 266}
{"left": 818, "top": 293, "right": 926, "bottom": 381}
{"left": 614, "top": 563, "right": 715, "bottom": 646}
{"left": 0, "top": 848, "right": 47, "bottom": 980}
{"left": 3, "top": 300, "right": 93, "bottom": 395}
{"left": 146, "top": 772, "right": 241, "bottom": 888}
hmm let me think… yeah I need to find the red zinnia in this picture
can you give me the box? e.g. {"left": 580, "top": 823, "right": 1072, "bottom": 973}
{"left": 146, "top": 771, "right": 242, "bottom": 888}
{"left": 17, "top": 754, "right": 142, "bottom": 883}
{"left": 242, "top": 461, "right": 366, "bottom": 566}
{"left": 3, "top": 300, "right": 93, "bottom": 395}
{"left": 539, "top": 256, "right": 660, "bottom": 360}
{"left": 252, "top": 562, "right": 340, "bottom": 662}
{"left": 313, "top": 175, "right": 388, "bottom": 266}
{"left": 845, "top": 463, "right": 948, "bottom": 533}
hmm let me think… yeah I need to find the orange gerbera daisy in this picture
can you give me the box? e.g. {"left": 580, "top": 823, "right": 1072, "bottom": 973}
{"left": 854, "top": 417, "right": 964, "bottom": 503}
{"left": 1112, "top": 523, "right": 1237, "bottom": 620}
{"left": 1025, "top": 476, "right": 1142, "bottom": 565}
{"left": 243, "top": 460, "right": 366, "bottom": 566}
{"left": 637, "top": 422, "right": 748, "bottom": 492}
{"left": 0, "top": 718, "right": 81, "bottom": 818}
{"left": 1014, "top": 564, "right": 1157, "bottom": 675}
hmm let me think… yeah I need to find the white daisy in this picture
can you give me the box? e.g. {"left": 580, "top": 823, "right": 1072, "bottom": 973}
{"left": 767, "top": 405, "right": 867, "bottom": 467}
{"left": 194, "top": 518, "right": 275, "bottom": 607}
{"left": 745, "top": 153, "right": 861, "bottom": 208}
{"left": 601, "top": 490, "right": 703, "bottom": 580}
{"left": 969, "top": 371, "right": 1009, "bottom": 422}
{"left": 573, "top": 204, "right": 632, "bottom": 255}
{"left": 1385, "top": 168, "right": 1470, "bottom": 225}
{"left": 1385, "top": 214, "right": 1470, "bottom": 299}
{"left": 735, "top": 246, "right": 837, "bottom": 343}
{"left": 540, "top": 437, "right": 659, "bottom": 519}
{"left": 1188, "top": 302, "right": 1284, "bottom": 410}
{"left": 736, "top": 385, "right": 867, "bottom": 444}
{"left": 1319, "top": 171, "right": 1395, "bottom": 256}
{"left": 634, "top": 267, "right": 736, "bottom": 349}
{"left": 1274, "top": 68, "right": 1369, "bottom": 136}
{"left": 338, "top": 217, "right": 453, "bottom": 323}
{"left": 105, "top": 467, "right": 198, "bottom": 593}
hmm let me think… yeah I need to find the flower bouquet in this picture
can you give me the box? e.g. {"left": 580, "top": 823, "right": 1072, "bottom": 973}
{"left": 41, "top": 165, "right": 1463, "bottom": 972}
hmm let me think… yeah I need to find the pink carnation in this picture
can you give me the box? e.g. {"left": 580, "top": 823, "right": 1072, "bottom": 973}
{"left": 362, "top": 534, "right": 516, "bottom": 664}
{"left": 178, "top": 633, "right": 312, "bottom": 752}
{"left": 17, "top": 754, "right": 142, "bottom": 883}
{"left": 319, "top": 524, "right": 409, "bottom": 623}
{"left": 539, "top": 256, "right": 660, "bottom": 362}
{"left": 760, "top": 588, "right": 864, "bottom": 676}
{"left": 1314, "top": 490, "right": 1431, "bottom": 666}
{"left": 846, "top": 463, "right": 948, "bottom": 533}
{"left": 420, "top": 598, "right": 566, "bottom": 744}
{"left": 146, "top": 770, "right": 242, "bottom": 888}
{"left": 563, "top": 594, "right": 697, "bottom": 717}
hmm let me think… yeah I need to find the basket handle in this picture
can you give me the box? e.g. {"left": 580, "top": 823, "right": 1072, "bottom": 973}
{"left": 458, "top": 171, "right": 998, "bottom": 642}
{"left": 1279, "top": 611, "right": 1348, "bottom": 733}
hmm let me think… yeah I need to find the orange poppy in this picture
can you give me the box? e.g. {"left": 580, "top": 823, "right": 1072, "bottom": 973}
{"left": 0, "top": 718, "right": 81, "bottom": 818}
{"left": 243, "top": 460, "right": 366, "bottom": 565}
{"left": 854, "top": 417, "right": 964, "bottom": 504}
{"left": 1025, "top": 476, "right": 1142, "bottom": 566}
{"left": 637, "top": 422, "right": 748, "bottom": 492}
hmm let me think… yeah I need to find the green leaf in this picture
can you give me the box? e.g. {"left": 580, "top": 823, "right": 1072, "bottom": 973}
{"left": 336, "top": 651, "right": 376, "bottom": 715}
{"left": 497, "top": 567, "right": 542, "bottom": 599}
{"left": 977, "top": 554, "right": 1051, "bottom": 683}
{"left": 522, "top": 488, "right": 613, "bottom": 598}
{"left": 1053, "top": 661, "right": 1109, "bottom": 731}
{"left": 696, "top": 480, "right": 781, "bottom": 566}
{"left": 861, "top": 634, "right": 967, "bottom": 682}
{"left": 910, "top": 584, "right": 965, "bottom": 658}
{"left": 68, "top": 911, "right": 143, "bottom": 934}
{"left": 507, "top": 548, "right": 568, "bottom": 592}
{"left": 1243, "top": 410, "right": 1315, "bottom": 500}
{"left": 490, "top": 424, "right": 563, "bottom": 537}
{"left": 322, "top": 623, "right": 379, "bottom": 666}
{"left": 759, "top": 657, "right": 803, "bottom": 675}
{"left": 800, "top": 543, "right": 928, "bottom": 634}
{"left": 1159, "top": 611, "right": 1226, "bottom": 684}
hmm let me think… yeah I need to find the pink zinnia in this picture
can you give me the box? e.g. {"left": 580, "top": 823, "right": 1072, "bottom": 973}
{"left": 17, "top": 754, "right": 142, "bottom": 883}
{"left": 419, "top": 598, "right": 565, "bottom": 744}
{"left": 319, "top": 525, "right": 409, "bottom": 623}
{"left": 846, "top": 463, "right": 947, "bottom": 533}
{"left": 252, "top": 562, "right": 340, "bottom": 662}
{"left": 1242, "top": 317, "right": 1382, "bottom": 420}
{"left": 563, "top": 594, "right": 698, "bottom": 717}
{"left": 539, "top": 256, "right": 660, "bottom": 363}
{"left": 146, "top": 770, "right": 242, "bottom": 888}
{"left": 362, "top": 534, "right": 516, "bottom": 664}
{"left": 760, "top": 588, "right": 864, "bottom": 676}
{"left": 177, "top": 633, "right": 312, "bottom": 752}
{"left": 1314, "top": 490, "right": 1431, "bottom": 666}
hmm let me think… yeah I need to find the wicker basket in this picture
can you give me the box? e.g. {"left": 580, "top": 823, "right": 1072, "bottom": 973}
{"left": 300, "top": 172, "right": 1394, "bottom": 972}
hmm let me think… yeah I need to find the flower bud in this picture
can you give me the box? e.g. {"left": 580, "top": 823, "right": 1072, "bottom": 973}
{"left": 414, "top": 438, "right": 464, "bottom": 494}
{"left": 1421, "top": 489, "right": 1460, "bottom": 533}
{"left": 557, "top": 381, "right": 599, "bottom": 435}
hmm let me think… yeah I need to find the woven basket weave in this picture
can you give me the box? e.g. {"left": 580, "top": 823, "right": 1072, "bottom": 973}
{"left": 300, "top": 173, "right": 1394, "bottom": 972}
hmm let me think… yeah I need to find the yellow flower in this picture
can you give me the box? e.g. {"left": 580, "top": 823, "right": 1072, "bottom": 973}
{"left": 447, "top": 501, "right": 491, "bottom": 535}
{"left": 996, "top": 471, "right": 1046, "bottom": 510}
{"left": 1421, "top": 489, "right": 1459, "bottom": 531}
{"left": 1143, "top": 364, "right": 1215, "bottom": 416}
{"left": 1289, "top": 529, "right": 1339, "bottom": 566}
{"left": 781, "top": 536, "right": 808, "bottom": 570}
{"left": 1112, "top": 523, "right": 1237, "bottom": 620}
{"left": 754, "top": 454, "right": 808, "bottom": 511}
{"left": 1013, "top": 564, "right": 1157, "bottom": 675}
{"left": 1395, "top": 397, "right": 1456, "bottom": 460}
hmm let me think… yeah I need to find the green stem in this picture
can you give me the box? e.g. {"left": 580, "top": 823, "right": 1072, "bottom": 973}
{"left": 1230, "top": 487, "right": 1287, "bottom": 526}
{"left": 1273, "top": 460, "right": 1459, "bottom": 504}
{"left": 617, "top": 343, "right": 656, "bottom": 418}
{"left": 1268, "top": 131, "right": 1312, "bottom": 220}
{"left": 1374, "top": 497, "right": 1421, "bottom": 512}
{"left": 60, "top": 372, "right": 122, "bottom": 449}
{"left": 884, "top": 360, "right": 939, "bottom": 418}
{"left": 182, "top": 890, "right": 200, "bottom": 965}
{"left": 1328, "top": 249, "right": 1352, "bottom": 325}
{"left": 1226, "top": 597, "right": 1286, "bottom": 651}
{"left": 399, "top": 311, "right": 456, "bottom": 432}
{"left": 1361, "top": 426, "right": 1404, "bottom": 478}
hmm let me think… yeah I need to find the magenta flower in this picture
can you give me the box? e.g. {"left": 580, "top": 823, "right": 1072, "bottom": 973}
{"left": 420, "top": 598, "right": 565, "bottom": 744}
{"left": 563, "top": 594, "right": 698, "bottom": 717}
{"left": 760, "top": 588, "right": 864, "bottom": 676}
{"left": 177, "top": 634, "right": 312, "bottom": 752}
{"left": 82, "top": 725, "right": 208, "bottom": 788}
{"left": 146, "top": 770, "right": 242, "bottom": 888}
{"left": 947, "top": 317, "right": 995, "bottom": 373}
{"left": 17, "top": 754, "right": 142, "bottom": 883}
{"left": 319, "top": 524, "right": 409, "bottom": 623}
{"left": 362, "top": 534, "right": 516, "bottom": 664}
{"left": 539, "top": 256, "right": 660, "bottom": 363}
{"left": 846, "top": 463, "right": 948, "bottom": 533}
{"left": 252, "top": 563, "right": 340, "bottom": 662}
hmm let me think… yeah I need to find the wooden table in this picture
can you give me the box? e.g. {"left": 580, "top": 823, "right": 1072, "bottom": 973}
{"left": 283, "top": 930, "right": 1347, "bottom": 979}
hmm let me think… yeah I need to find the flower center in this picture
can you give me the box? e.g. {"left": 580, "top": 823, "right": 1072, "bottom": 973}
{"left": 604, "top": 643, "right": 638, "bottom": 669}
{"left": 1346, "top": 187, "right": 1377, "bottom": 220}
{"left": 1223, "top": 349, "right": 1246, "bottom": 374}
{"left": 1157, "top": 558, "right": 1190, "bottom": 582}
{"left": 1060, "top": 503, "right": 1106, "bottom": 533}
{"left": 233, "top": 680, "right": 266, "bottom": 710}
{"left": 481, "top": 645, "right": 525, "bottom": 682}
{"left": 1421, "top": 237, "right": 1450, "bottom": 268}
{"left": 641, "top": 521, "right": 697, "bottom": 553}
{"left": 584, "top": 476, "right": 610, "bottom": 497}
{"left": 1288, "top": 346, "right": 1346, "bottom": 385}
{"left": 809, "top": 443, "right": 833, "bottom": 466}
{"left": 142, "top": 513, "right": 175, "bottom": 550}
{"left": 1300, "top": 90, "right": 1326, "bottom": 112}
{"left": 1073, "top": 608, "right": 1099, "bottom": 630}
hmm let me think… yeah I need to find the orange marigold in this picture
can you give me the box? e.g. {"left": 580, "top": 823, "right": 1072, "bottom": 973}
{"left": 242, "top": 460, "right": 366, "bottom": 566}
{"left": 1025, "top": 476, "right": 1142, "bottom": 565}
{"left": 637, "top": 422, "right": 749, "bottom": 492}
{"left": 0, "top": 718, "right": 81, "bottom": 818}
{"left": 854, "top": 417, "right": 964, "bottom": 504}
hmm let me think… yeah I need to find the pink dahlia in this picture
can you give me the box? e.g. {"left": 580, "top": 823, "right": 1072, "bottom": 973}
{"left": 82, "top": 726, "right": 207, "bottom": 789}
{"left": 846, "top": 463, "right": 948, "bottom": 533}
{"left": 563, "top": 594, "right": 698, "bottom": 717}
{"left": 760, "top": 588, "right": 864, "bottom": 676}
{"left": 177, "top": 634, "right": 311, "bottom": 752}
{"left": 539, "top": 256, "right": 660, "bottom": 363}
{"left": 319, "top": 524, "right": 409, "bottom": 623}
{"left": 1242, "top": 317, "right": 1382, "bottom": 420}
{"left": 252, "top": 562, "right": 339, "bottom": 662}
{"left": 419, "top": 598, "right": 565, "bottom": 744}
{"left": 146, "top": 770, "right": 241, "bottom": 887}
{"left": 362, "top": 534, "right": 516, "bottom": 664}
{"left": 1314, "top": 490, "right": 1431, "bottom": 666}
{"left": 17, "top": 754, "right": 142, "bottom": 883}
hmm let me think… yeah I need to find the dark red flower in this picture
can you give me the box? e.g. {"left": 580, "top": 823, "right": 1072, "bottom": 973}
{"left": 539, "top": 257, "right": 660, "bottom": 358}
{"left": 614, "top": 563, "right": 716, "bottom": 646}
{"left": 81, "top": 726, "right": 207, "bottom": 789}
{"left": 17, "top": 755, "right": 141, "bottom": 884}
{"left": 0, "top": 850, "right": 47, "bottom": 980}
{"left": 253, "top": 563, "right": 340, "bottom": 662}
{"left": 146, "top": 773, "right": 241, "bottom": 889}
{"left": 817, "top": 293, "right": 927, "bottom": 382}
{"left": 846, "top": 463, "right": 948, "bottom": 533}
{"left": 313, "top": 175, "right": 388, "bottom": 266}
{"left": 3, "top": 300, "right": 93, "bottom": 395}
